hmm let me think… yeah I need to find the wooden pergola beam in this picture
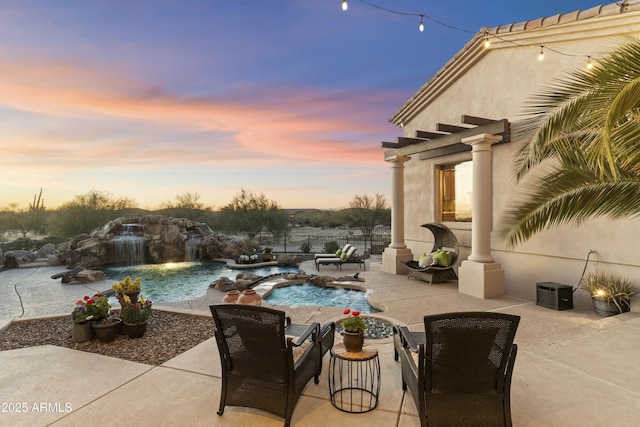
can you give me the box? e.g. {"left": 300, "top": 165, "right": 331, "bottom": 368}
{"left": 384, "top": 119, "right": 510, "bottom": 160}
{"left": 436, "top": 123, "right": 471, "bottom": 133}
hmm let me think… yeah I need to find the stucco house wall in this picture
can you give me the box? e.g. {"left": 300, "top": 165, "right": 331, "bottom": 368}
{"left": 390, "top": 4, "right": 640, "bottom": 308}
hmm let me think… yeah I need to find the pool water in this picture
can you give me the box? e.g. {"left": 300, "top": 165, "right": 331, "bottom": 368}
{"left": 102, "top": 261, "right": 298, "bottom": 303}
{"left": 265, "top": 284, "right": 381, "bottom": 313}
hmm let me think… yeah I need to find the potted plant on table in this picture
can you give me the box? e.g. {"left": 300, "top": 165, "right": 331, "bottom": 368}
{"left": 112, "top": 276, "right": 142, "bottom": 303}
{"left": 580, "top": 272, "right": 637, "bottom": 317}
{"left": 340, "top": 309, "right": 367, "bottom": 353}
{"left": 118, "top": 294, "right": 153, "bottom": 338}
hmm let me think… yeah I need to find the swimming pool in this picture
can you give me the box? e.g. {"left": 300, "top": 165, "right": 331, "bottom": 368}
{"left": 102, "top": 261, "right": 298, "bottom": 303}
{"left": 264, "top": 283, "right": 381, "bottom": 313}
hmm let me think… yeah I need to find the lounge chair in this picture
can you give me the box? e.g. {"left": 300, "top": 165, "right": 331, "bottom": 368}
{"left": 209, "top": 304, "right": 327, "bottom": 427}
{"left": 314, "top": 243, "right": 352, "bottom": 259}
{"left": 394, "top": 312, "right": 520, "bottom": 427}
{"left": 403, "top": 222, "right": 459, "bottom": 285}
{"left": 315, "top": 246, "right": 364, "bottom": 271}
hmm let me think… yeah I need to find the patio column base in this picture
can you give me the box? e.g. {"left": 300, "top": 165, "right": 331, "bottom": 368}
{"left": 458, "top": 260, "right": 504, "bottom": 299}
{"left": 379, "top": 247, "right": 413, "bottom": 275}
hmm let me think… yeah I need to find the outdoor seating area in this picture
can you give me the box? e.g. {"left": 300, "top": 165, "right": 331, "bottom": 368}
{"left": 315, "top": 246, "right": 366, "bottom": 271}
{"left": 403, "top": 223, "right": 459, "bottom": 285}
{"left": 1, "top": 256, "right": 640, "bottom": 426}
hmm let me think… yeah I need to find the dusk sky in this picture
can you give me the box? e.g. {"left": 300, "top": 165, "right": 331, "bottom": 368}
{"left": 0, "top": 0, "right": 608, "bottom": 210}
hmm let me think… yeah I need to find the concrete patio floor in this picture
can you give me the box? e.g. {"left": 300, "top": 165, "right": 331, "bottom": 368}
{"left": 1, "top": 256, "right": 639, "bottom": 426}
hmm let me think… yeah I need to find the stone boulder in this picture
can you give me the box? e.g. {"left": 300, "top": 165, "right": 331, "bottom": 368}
{"left": 211, "top": 276, "right": 237, "bottom": 292}
{"left": 3, "top": 250, "right": 37, "bottom": 269}
{"left": 35, "top": 243, "right": 56, "bottom": 259}
{"left": 276, "top": 254, "right": 302, "bottom": 266}
{"left": 59, "top": 266, "right": 107, "bottom": 284}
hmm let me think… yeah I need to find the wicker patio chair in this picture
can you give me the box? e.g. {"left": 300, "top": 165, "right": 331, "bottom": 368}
{"left": 403, "top": 222, "right": 460, "bottom": 285}
{"left": 394, "top": 312, "right": 520, "bottom": 427}
{"left": 210, "top": 304, "right": 324, "bottom": 427}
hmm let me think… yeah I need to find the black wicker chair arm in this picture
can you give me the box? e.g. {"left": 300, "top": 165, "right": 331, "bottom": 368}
{"left": 395, "top": 325, "right": 424, "bottom": 353}
{"left": 287, "top": 322, "right": 320, "bottom": 347}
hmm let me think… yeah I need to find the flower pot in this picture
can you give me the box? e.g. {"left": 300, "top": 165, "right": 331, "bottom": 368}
{"left": 72, "top": 322, "right": 92, "bottom": 344}
{"left": 592, "top": 297, "right": 630, "bottom": 317}
{"left": 118, "top": 291, "right": 140, "bottom": 304}
{"left": 123, "top": 321, "right": 148, "bottom": 339}
{"left": 91, "top": 318, "right": 122, "bottom": 343}
{"left": 238, "top": 289, "right": 262, "bottom": 305}
{"left": 342, "top": 331, "right": 364, "bottom": 353}
{"left": 222, "top": 290, "right": 240, "bottom": 303}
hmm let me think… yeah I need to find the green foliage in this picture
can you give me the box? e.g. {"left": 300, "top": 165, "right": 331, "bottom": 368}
{"left": 0, "top": 188, "right": 49, "bottom": 237}
{"left": 73, "top": 293, "right": 111, "bottom": 322}
{"left": 48, "top": 190, "right": 137, "bottom": 237}
{"left": 300, "top": 241, "right": 312, "bottom": 253}
{"left": 219, "top": 189, "right": 286, "bottom": 238}
{"left": 323, "top": 240, "right": 340, "bottom": 254}
{"left": 242, "top": 238, "right": 259, "bottom": 254}
{"left": 341, "top": 315, "right": 367, "bottom": 333}
{"left": 341, "top": 194, "right": 389, "bottom": 250}
{"left": 118, "top": 295, "right": 152, "bottom": 324}
{"left": 502, "top": 40, "right": 640, "bottom": 247}
{"left": 159, "top": 192, "right": 212, "bottom": 221}
{"left": 580, "top": 272, "right": 636, "bottom": 312}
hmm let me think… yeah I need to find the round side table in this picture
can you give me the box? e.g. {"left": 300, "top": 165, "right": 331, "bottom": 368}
{"left": 328, "top": 342, "right": 381, "bottom": 413}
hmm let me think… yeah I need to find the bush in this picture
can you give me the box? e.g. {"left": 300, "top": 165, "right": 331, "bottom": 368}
{"left": 300, "top": 242, "right": 312, "bottom": 253}
{"left": 323, "top": 240, "right": 340, "bottom": 254}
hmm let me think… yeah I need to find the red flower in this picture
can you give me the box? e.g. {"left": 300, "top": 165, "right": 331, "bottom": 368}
{"left": 76, "top": 300, "right": 83, "bottom": 305}
{"left": 87, "top": 299, "right": 95, "bottom": 305}
{"left": 352, "top": 311, "right": 360, "bottom": 316}
{"left": 94, "top": 293, "right": 103, "bottom": 297}
{"left": 83, "top": 296, "right": 90, "bottom": 301}
{"left": 343, "top": 309, "right": 351, "bottom": 315}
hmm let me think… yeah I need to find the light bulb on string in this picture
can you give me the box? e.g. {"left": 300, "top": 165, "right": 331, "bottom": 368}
{"left": 419, "top": 15, "right": 424, "bottom": 32}
{"left": 342, "top": 0, "right": 348, "bottom": 11}
{"left": 538, "top": 45, "right": 545, "bottom": 61}
{"left": 483, "top": 32, "right": 491, "bottom": 49}
{"left": 586, "top": 56, "right": 594, "bottom": 69}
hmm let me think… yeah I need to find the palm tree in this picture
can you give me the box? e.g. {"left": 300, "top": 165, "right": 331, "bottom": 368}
{"left": 501, "top": 39, "right": 640, "bottom": 247}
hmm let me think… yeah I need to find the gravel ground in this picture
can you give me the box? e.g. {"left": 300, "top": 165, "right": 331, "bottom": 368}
{"left": 0, "top": 310, "right": 215, "bottom": 366}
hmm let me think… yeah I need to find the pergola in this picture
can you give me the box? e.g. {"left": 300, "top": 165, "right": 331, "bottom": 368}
{"left": 380, "top": 115, "right": 511, "bottom": 299}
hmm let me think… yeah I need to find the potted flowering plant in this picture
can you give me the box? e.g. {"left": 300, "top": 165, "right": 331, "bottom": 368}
{"left": 340, "top": 309, "right": 367, "bottom": 352}
{"left": 118, "top": 294, "right": 153, "bottom": 338}
{"left": 112, "top": 276, "right": 142, "bottom": 303}
{"left": 76, "top": 293, "right": 120, "bottom": 343}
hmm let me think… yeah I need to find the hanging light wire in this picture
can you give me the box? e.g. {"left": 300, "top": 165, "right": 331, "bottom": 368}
{"left": 346, "top": 0, "right": 629, "bottom": 60}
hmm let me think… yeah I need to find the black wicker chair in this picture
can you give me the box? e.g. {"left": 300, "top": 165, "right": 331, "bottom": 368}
{"left": 394, "top": 312, "right": 520, "bottom": 427}
{"left": 403, "top": 222, "right": 460, "bottom": 285}
{"left": 210, "top": 304, "right": 326, "bottom": 427}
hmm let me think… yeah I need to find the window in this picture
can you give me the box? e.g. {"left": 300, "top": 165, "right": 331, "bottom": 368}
{"left": 439, "top": 161, "right": 472, "bottom": 222}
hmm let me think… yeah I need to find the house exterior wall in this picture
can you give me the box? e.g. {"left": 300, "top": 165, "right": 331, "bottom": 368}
{"left": 396, "top": 10, "right": 640, "bottom": 308}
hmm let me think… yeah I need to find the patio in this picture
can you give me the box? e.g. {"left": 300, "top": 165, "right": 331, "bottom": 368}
{"left": 1, "top": 256, "right": 639, "bottom": 426}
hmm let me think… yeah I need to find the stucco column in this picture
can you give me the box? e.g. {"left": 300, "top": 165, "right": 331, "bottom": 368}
{"left": 389, "top": 155, "right": 410, "bottom": 249}
{"left": 378, "top": 155, "right": 413, "bottom": 274}
{"left": 457, "top": 133, "right": 505, "bottom": 298}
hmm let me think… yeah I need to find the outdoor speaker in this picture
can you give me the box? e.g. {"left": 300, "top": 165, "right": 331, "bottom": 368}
{"left": 536, "top": 282, "right": 574, "bottom": 310}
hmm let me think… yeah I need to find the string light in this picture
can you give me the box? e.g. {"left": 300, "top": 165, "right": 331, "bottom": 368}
{"left": 483, "top": 31, "right": 491, "bottom": 49}
{"left": 344, "top": 0, "right": 628, "bottom": 64}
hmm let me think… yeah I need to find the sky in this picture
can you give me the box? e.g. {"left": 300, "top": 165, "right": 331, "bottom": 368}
{"left": 0, "top": 0, "right": 610, "bottom": 210}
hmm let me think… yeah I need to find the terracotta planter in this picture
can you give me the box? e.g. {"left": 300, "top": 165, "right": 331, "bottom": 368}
{"left": 238, "top": 289, "right": 262, "bottom": 305}
{"left": 91, "top": 319, "right": 122, "bottom": 343}
{"left": 342, "top": 331, "right": 364, "bottom": 353}
{"left": 123, "top": 321, "right": 148, "bottom": 339}
{"left": 72, "top": 322, "right": 92, "bottom": 344}
{"left": 592, "top": 297, "right": 630, "bottom": 317}
{"left": 222, "top": 290, "right": 240, "bottom": 303}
